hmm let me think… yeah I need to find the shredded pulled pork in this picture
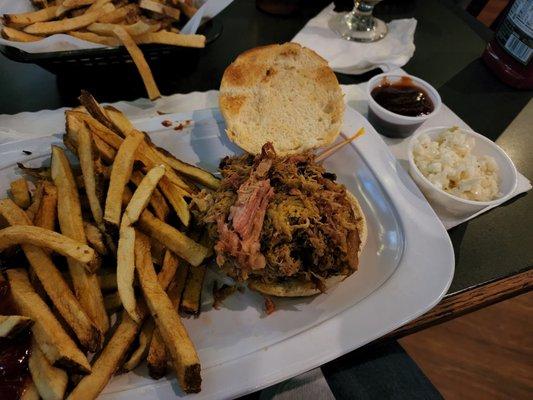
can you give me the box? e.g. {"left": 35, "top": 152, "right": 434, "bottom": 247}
{"left": 191, "top": 143, "right": 362, "bottom": 285}
{"left": 214, "top": 145, "right": 275, "bottom": 279}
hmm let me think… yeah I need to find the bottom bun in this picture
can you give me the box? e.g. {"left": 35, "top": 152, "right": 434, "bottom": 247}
{"left": 247, "top": 190, "right": 367, "bottom": 298}
{"left": 248, "top": 274, "right": 347, "bottom": 297}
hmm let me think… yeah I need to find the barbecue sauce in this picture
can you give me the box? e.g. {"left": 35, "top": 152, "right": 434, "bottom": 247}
{"left": 371, "top": 76, "right": 434, "bottom": 117}
{"left": 0, "top": 278, "right": 32, "bottom": 400}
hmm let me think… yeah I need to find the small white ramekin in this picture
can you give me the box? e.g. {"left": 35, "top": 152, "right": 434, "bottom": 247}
{"left": 367, "top": 73, "right": 442, "bottom": 138}
{"left": 407, "top": 126, "right": 518, "bottom": 217}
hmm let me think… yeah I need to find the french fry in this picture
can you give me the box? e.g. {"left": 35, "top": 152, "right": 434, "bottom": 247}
{"left": 136, "top": 30, "right": 205, "bottom": 48}
{"left": 176, "top": 0, "right": 197, "bottom": 19}
{"left": 0, "top": 315, "right": 33, "bottom": 338}
{"left": 65, "top": 109, "right": 90, "bottom": 142}
{"left": 147, "top": 261, "right": 188, "bottom": 379}
{"left": 3, "top": 6, "right": 59, "bottom": 26}
{"left": 78, "top": 115, "right": 122, "bottom": 150}
{"left": 97, "top": 3, "right": 139, "bottom": 23}
{"left": 21, "top": 381, "right": 40, "bottom": 400}
{"left": 103, "top": 120, "right": 195, "bottom": 195}
{"left": 0, "top": 199, "right": 102, "bottom": 352}
{"left": 24, "top": 3, "right": 115, "bottom": 35}
{"left": 158, "top": 249, "right": 180, "bottom": 288}
{"left": 34, "top": 181, "right": 57, "bottom": 232}
{"left": 122, "top": 319, "right": 154, "bottom": 371}
{"left": 77, "top": 122, "right": 105, "bottom": 228}
{"left": 119, "top": 174, "right": 172, "bottom": 330}
{"left": 138, "top": 209, "right": 208, "bottom": 266}
{"left": 68, "top": 30, "right": 120, "bottom": 46}
{"left": 146, "top": 329, "right": 166, "bottom": 379}
{"left": 68, "top": 119, "right": 116, "bottom": 254}
{"left": 86, "top": 0, "right": 112, "bottom": 12}
{"left": 123, "top": 164, "right": 165, "bottom": 225}
{"left": 131, "top": 170, "right": 169, "bottom": 221}
{"left": 84, "top": 222, "right": 107, "bottom": 255}
{"left": 56, "top": 0, "right": 96, "bottom": 17}
{"left": 67, "top": 312, "right": 138, "bottom": 400}
{"left": 29, "top": 339, "right": 69, "bottom": 400}
{"left": 7, "top": 269, "right": 91, "bottom": 373}
{"left": 0, "top": 226, "right": 95, "bottom": 264}
{"left": 66, "top": 110, "right": 117, "bottom": 163}
{"left": 10, "top": 178, "right": 31, "bottom": 208}
{"left": 104, "top": 131, "right": 143, "bottom": 226}
{"left": 25, "top": 181, "right": 44, "bottom": 222}
{"left": 87, "top": 20, "right": 154, "bottom": 36}
{"left": 69, "top": 242, "right": 179, "bottom": 400}
{"left": 113, "top": 26, "right": 161, "bottom": 100}
{"left": 140, "top": 142, "right": 194, "bottom": 194}
{"left": 51, "top": 146, "right": 109, "bottom": 335}
{"left": 79, "top": 129, "right": 115, "bottom": 164}
{"left": 116, "top": 246, "right": 179, "bottom": 324}
{"left": 139, "top": 0, "right": 180, "bottom": 20}
{"left": 102, "top": 105, "right": 133, "bottom": 135}
{"left": 79, "top": 92, "right": 123, "bottom": 135}
{"left": 76, "top": 102, "right": 194, "bottom": 195}
{"left": 57, "top": 0, "right": 96, "bottom": 16}
{"left": 157, "top": 175, "right": 190, "bottom": 226}
{"left": 117, "top": 224, "right": 139, "bottom": 322}
{"left": 63, "top": 0, "right": 95, "bottom": 7}
{"left": 135, "top": 233, "right": 201, "bottom": 393}
{"left": 155, "top": 146, "right": 220, "bottom": 189}
{"left": 92, "top": 134, "right": 117, "bottom": 162}
{"left": 181, "top": 232, "right": 209, "bottom": 315}
{"left": 181, "top": 264, "right": 206, "bottom": 315}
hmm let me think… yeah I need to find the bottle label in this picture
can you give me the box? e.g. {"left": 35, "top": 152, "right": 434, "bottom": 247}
{"left": 496, "top": 0, "right": 533, "bottom": 65}
{"left": 508, "top": 0, "right": 532, "bottom": 37}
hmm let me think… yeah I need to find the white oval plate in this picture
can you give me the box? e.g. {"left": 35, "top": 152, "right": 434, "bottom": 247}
{"left": 0, "top": 106, "right": 454, "bottom": 400}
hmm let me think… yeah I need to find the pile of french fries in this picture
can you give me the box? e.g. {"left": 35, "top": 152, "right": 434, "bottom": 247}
{"left": 1, "top": 0, "right": 206, "bottom": 99}
{"left": 0, "top": 91, "right": 219, "bottom": 398}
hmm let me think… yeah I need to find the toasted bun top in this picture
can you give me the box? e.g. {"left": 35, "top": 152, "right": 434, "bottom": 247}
{"left": 219, "top": 43, "right": 344, "bottom": 156}
{"left": 248, "top": 190, "right": 367, "bottom": 297}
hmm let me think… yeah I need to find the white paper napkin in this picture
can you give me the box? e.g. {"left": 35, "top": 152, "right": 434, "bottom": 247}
{"left": 0, "top": 85, "right": 529, "bottom": 230}
{"left": 0, "top": 0, "right": 233, "bottom": 53}
{"left": 292, "top": 4, "right": 416, "bottom": 75}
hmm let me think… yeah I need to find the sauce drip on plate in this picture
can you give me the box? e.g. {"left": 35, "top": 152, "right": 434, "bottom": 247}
{"left": 0, "top": 278, "right": 32, "bottom": 400}
{"left": 371, "top": 76, "right": 434, "bottom": 117}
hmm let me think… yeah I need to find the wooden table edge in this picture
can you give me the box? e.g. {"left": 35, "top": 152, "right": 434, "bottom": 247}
{"left": 385, "top": 267, "right": 533, "bottom": 340}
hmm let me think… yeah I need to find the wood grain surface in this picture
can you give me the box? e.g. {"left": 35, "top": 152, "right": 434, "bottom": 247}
{"left": 400, "top": 292, "right": 533, "bottom": 400}
{"left": 389, "top": 269, "right": 533, "bottom": 339}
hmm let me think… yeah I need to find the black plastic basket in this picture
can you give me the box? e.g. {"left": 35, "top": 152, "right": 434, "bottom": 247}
{"left": 0, "top": 19, "right": 222, "bottom": 75}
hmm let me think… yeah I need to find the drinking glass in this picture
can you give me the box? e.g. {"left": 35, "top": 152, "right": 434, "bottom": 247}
{"left": 330, "top": 0, "right": 388, "bottom": 42}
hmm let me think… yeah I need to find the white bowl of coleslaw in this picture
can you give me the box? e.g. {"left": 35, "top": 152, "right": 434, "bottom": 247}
{"left": 407, "top": 126, "right": 518, "bottom": 217}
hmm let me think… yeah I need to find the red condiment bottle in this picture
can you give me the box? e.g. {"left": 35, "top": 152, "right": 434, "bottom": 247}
{"left": 482, "top": 0, "right": 533, "bottom": 89}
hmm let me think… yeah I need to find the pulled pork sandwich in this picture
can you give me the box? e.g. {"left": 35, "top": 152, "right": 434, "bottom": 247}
{"left": 192, "top": 143, "right": 367, "bottom": 297}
